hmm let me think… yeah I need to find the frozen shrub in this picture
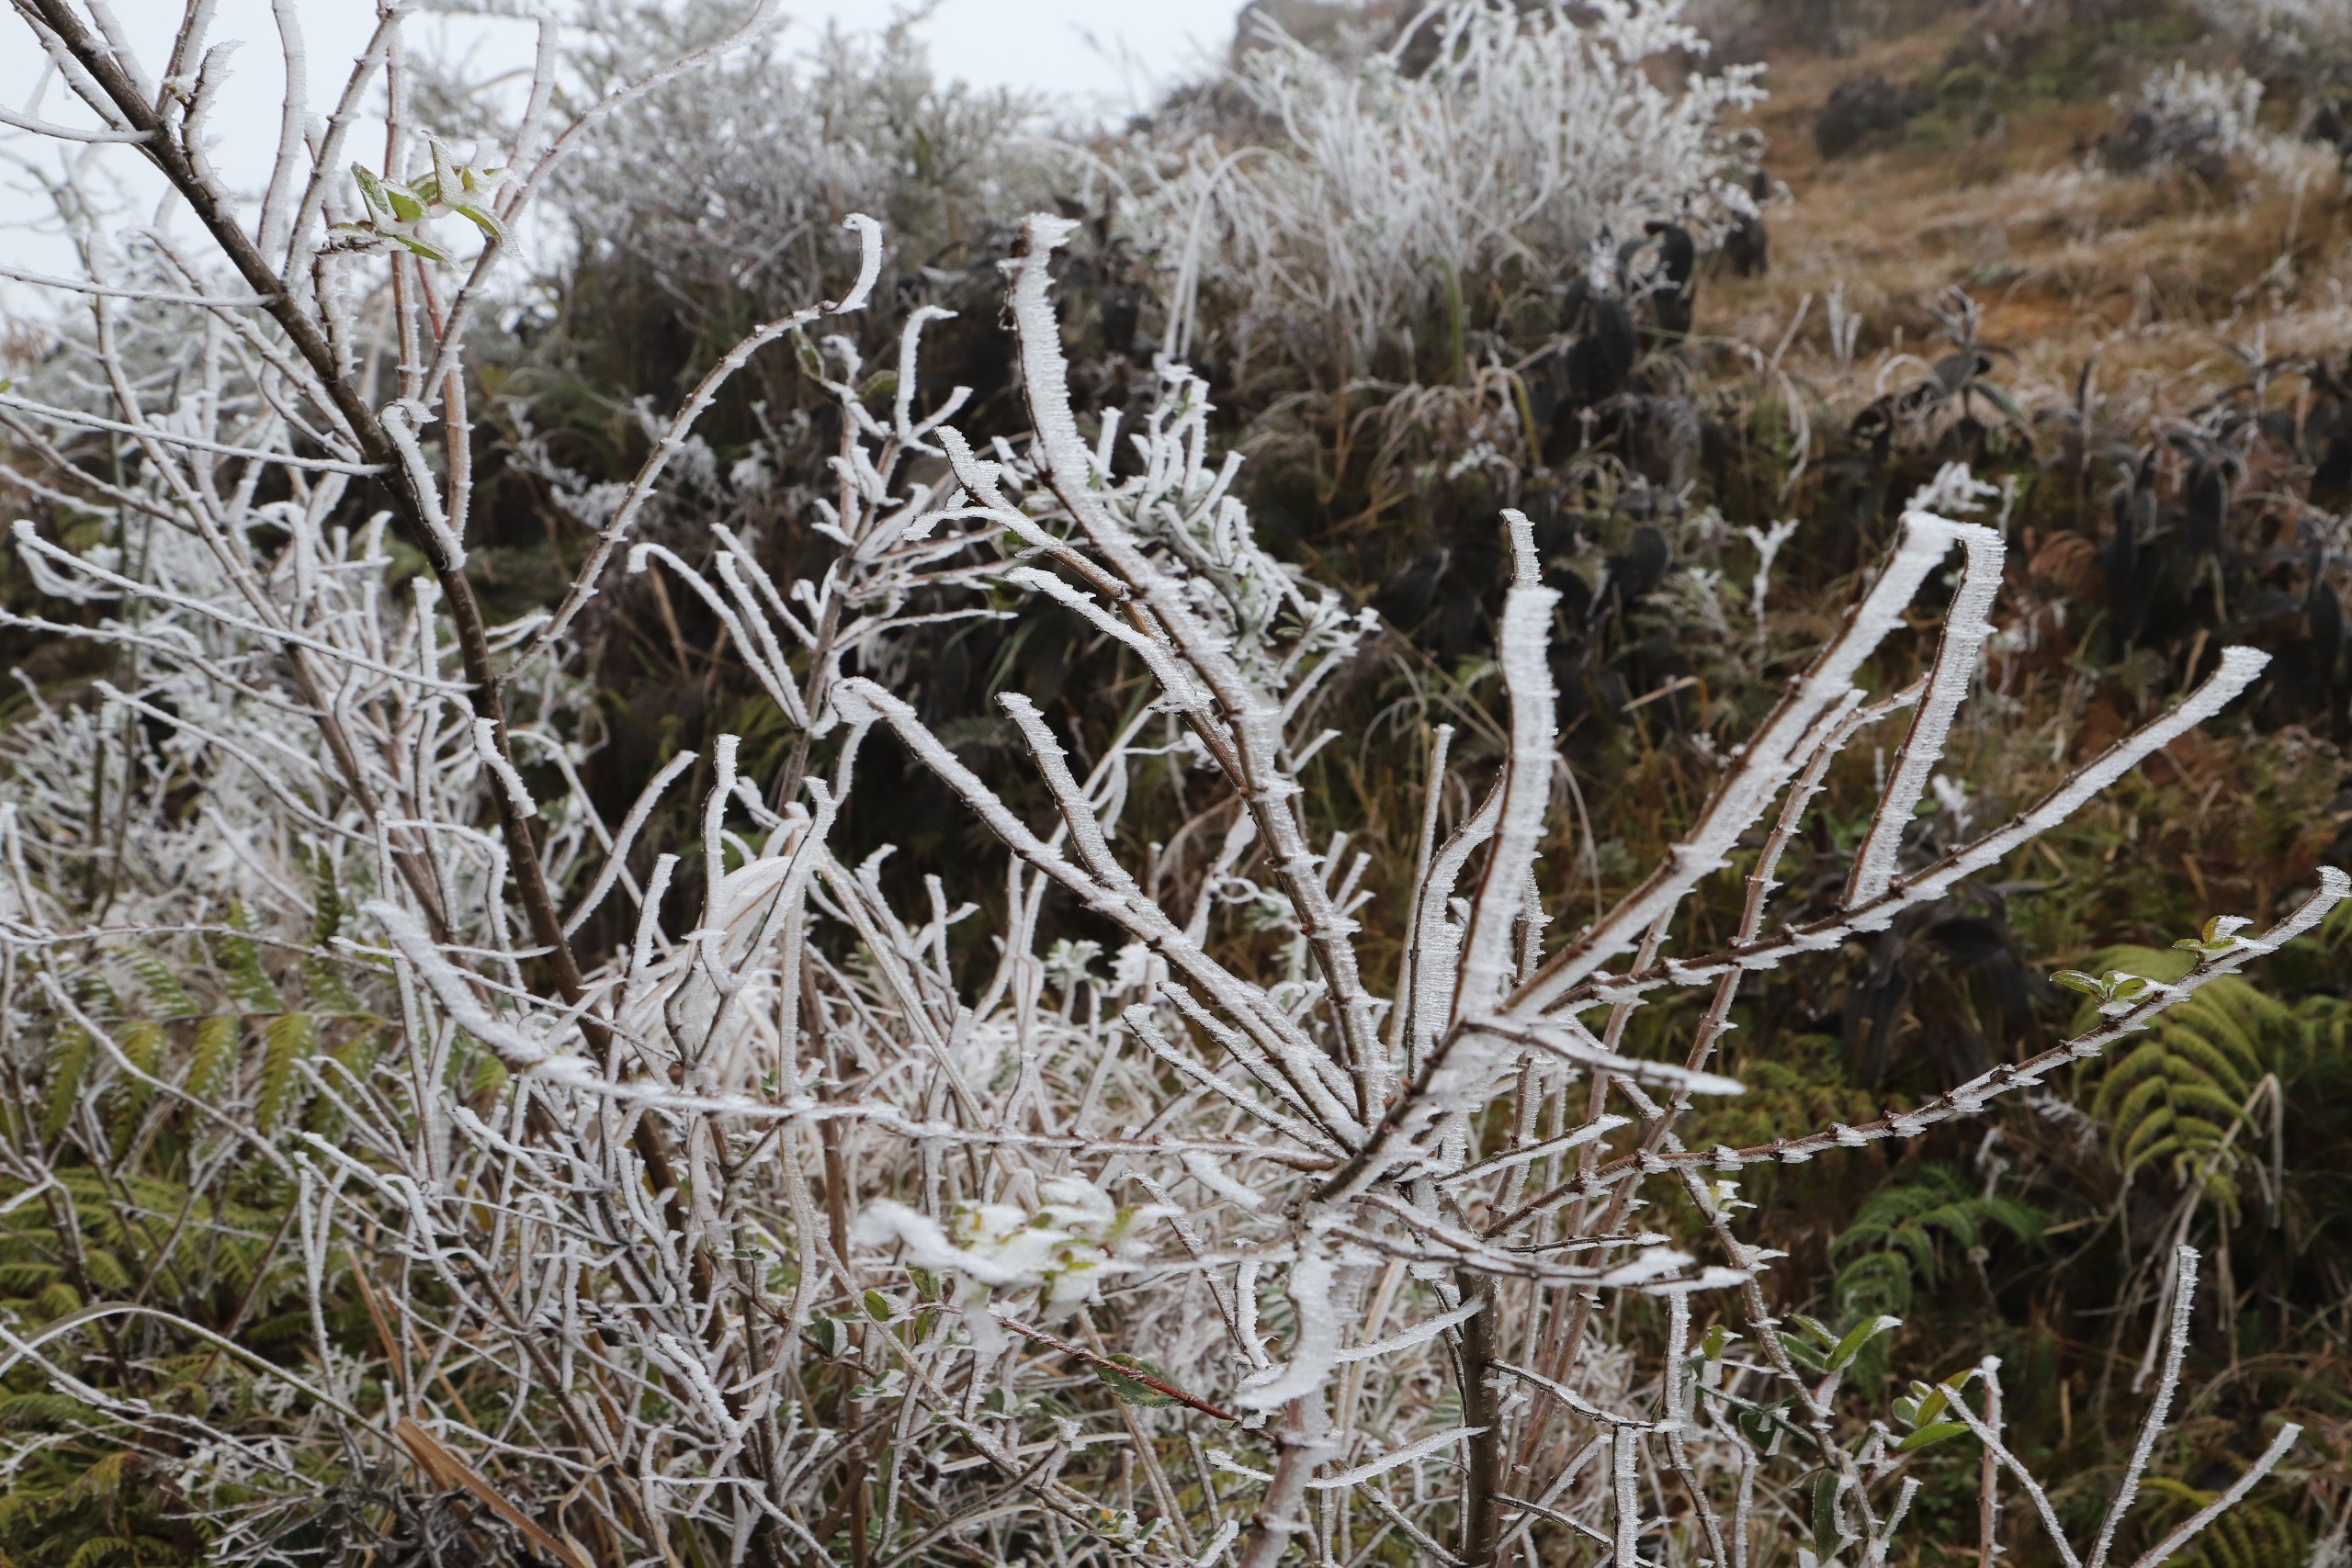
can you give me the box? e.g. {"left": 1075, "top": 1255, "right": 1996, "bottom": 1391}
{"left": 2102, "top": 63, "right": 2295, "bottom": 182}
{"left": 2194, "top": 0, "right": 2352, "bottom": 64}
{"left": 0, "top": 4, "right": 2339, "bottom": 1567}
{"left": 505, "top": 0, "right": 1049, "bottom": 370}
{"left": 1126, "top": 0, "right": 1765, "bottom": 381}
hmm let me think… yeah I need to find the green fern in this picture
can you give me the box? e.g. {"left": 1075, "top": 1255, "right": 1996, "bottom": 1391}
{"left": 215, "top": 906, "right": 283, "bottom": 1013}
{"left": 106, "top": 1021, "right": 163, "bottom": 1158}
{"left": 184, "top": 1014, "right": 238, "bottom": 1102}
{"left": 304, "top": 953, "right": 362, "bottom": 1017}
{"left": 1833, "top": 1164, "right": 2044, "bottom": 1320}
{"left": 37, "top": 928, "right": 381, "bottom": 1163}
{"left": 2073, "top": 946, "right": 2345, "bottom": 1208}
{"left": 40, "top": 1025, "right": 92, "bottom": 1142}
{"left": 306, "top": 852, "right": 344, "bottom": 945}
{"left": 0, "top": 1393, "right": 95, "bottom": 1427}
{"left": 301, "top": 855, "right": 363, "bottom": 1014}
{"left": 255, "top": 1012, "right": 317, "bottom": 1130}
{"left": 1827, "top": 1166, "right": 2041, "bottom": 1387}
{"left": 0, "top": 1157, "right": 285, "bottom": 1568}
{"left": 2135, "top": 1479, "right": 2307, "bottom": 1568}
{"left": 65, "top": 1536, "right": 136, "bottom": 1568}
{"left": 121, "top": 949, "right": 197, "bottom": 1020}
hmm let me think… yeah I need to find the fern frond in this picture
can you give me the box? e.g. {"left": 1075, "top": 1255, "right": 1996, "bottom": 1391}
{"left": 1831, "top": 1165, "right": 2041, "bottom": 1333}
{"left": 120, "top": 951, "right": 197, "bottom": 1021}
{"left": 216, "top": 908, "right": 282, "bottom": 1014}
{"left": 0, "top": 1262, "right": 62, "bottom": 1293}
{"left": 78, "top": 1250, "right": 129, "bottom": 1295}
{"left": 0, "top": 1393, "right": 94, "bottom": 1429}
{"left": 255, "top": 1013, "right": 316, "bottom": 1130}
{"left": 106, "top": 1021, "right": 162, "bottom": 1157}
{"left": 185, "top": 1017, "right": 237, "bottom": 1103}
{"left": 64, "top": 1535, "right": 133, "bottom": 1568}
{"left": 2138, "top": 1479, "right": 2307, "bottom": 1568}
{"left": 2075, "top": 945, "right": 2321, "bottom": 1204}
{"left": 306, "top": 852, "right": 343, "bottom": 945}
{"left": 302, "top": 953, "right": 361, "bottom": 1016}
{"left": 40, "top": 1027, "right": 91, "bottom": 1143}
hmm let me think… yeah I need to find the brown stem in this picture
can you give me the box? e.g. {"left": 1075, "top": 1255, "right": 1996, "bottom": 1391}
{"left": 1458, "top": 1269, "right": 1506, "bottom": 1567}
{"left": 998, "top": 1316, "right": 1244, "bottom": 1425}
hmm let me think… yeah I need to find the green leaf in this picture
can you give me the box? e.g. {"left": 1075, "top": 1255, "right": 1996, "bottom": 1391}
{"left": 467, "top": 1045, "right": 508, "bottom": 1101}
{"left": 390, "top": 232, "right": 453, "bottom": 265}
{"left": 449, "top": 201, "right": 505, "bottom": 245}
{"left": 429, "top": 141, "right": 461, "bottom": 210}
{"left": 2052, "top": 970, "right": 2107, "bottom": 998}
{"left": 1975, "top": 379, "right": 2029, "bottom": 430}
{"left": 1730, "top": 1393, "right": 1793, "bottom": 1444}
{"left": 1093, "top": 1355, "right": 1178, "bottom": 1407}
{"left": 2200, "top": 915, "right": 2250, "bottom": 947}
{"left": 862, "top": 1289, "right": 893, "bottom": 1323}
{"left": 350, "top": 164, "right": 395, "bottom": 223}
{"left": 1894, "top": 1421, "right": 1971, "bottom": 1452}
{"left": 1810, "top": 1470, "right": 1843, "bottom": 1556}
{"left": 791, "top": 330, "right": 825, "bottom": 381}
{"left": 1777, "top": 1331, "right": 1828, "bottom": 1373}
{"left": 807, "top": 1317, "right": 842, "bottom": 1358}
{"left": 1827, "top": 1315, "right": 1901, "bottom": 1371}
{"left": 1913, "top": 1371, "right": 1974, "bottom": 1427}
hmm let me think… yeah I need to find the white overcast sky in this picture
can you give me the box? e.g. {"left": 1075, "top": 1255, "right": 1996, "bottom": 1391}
{"left": 0, "top": 0, "right": 1229, "bottom": 279}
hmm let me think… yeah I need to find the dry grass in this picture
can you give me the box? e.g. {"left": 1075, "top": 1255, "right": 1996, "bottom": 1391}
{"left": 1704, "top": 16, "right": 2351, "bottom": 413}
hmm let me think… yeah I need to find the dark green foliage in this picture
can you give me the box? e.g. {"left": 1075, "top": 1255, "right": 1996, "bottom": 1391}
{"left": 2135, "top": 1480, "right": 2309, "bottom": 1568}
{"left": 0, "top": 919, "right": 389, "bottom": 1565}
{"left": 1832, "top": 1163, "right": 2045, "bottom": 1323}
{"left": 2073, "top": 945, "right": 2351, "bottom": 1209}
